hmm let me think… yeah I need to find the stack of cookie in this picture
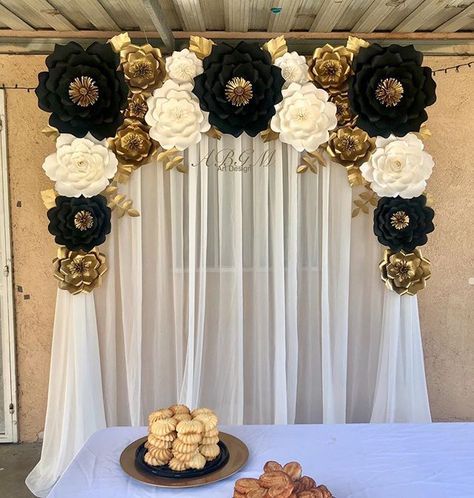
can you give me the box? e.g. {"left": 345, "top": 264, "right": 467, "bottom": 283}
{"left": 192, "top": 408, "right": 220, "bottom": 462}
{"left": 143, "top": 404, "right": 221, "bottom": 472}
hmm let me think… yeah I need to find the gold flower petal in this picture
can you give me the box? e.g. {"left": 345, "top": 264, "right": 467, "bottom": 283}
{"left": 68, "top": 76, "right": 99, "bottom": 107}
{"left": 309, "top": 44, "right": 353, "bottom": 93}
{"left": 120, "top": 43, "right": 165, "bottom": 93}
{"left": 225, "top": 77, "right": 253, "bottom": 107}
{"left": 375, "top": 78, "right": 404, "bottom": 107}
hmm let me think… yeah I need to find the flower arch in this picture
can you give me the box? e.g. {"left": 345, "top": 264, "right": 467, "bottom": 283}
{"left": 36, "top": 33, "right": 436, "bottom": 297}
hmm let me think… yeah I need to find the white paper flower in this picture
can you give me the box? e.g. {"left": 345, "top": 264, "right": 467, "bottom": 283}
{"left": 274, "top": 51, "right": 310, "bottom": 87}
{"left": 165, "top": 49, "right": 203, "bottom": 84}
{"left": 145, "top": 80, "right": 210, "bottom": 151}
{"left": 360, "top": 134, "right": 434, "bottom": 198}
{"left": 270, "top": 82, "right": 337, "bottom": 152}
{"left": 43, "top": 134, "right": 117, "bottom": 197}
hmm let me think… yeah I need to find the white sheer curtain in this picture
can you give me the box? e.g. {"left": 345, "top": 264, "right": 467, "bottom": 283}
{"left": 27, "top": 135, "right": 431, "bottom": 497}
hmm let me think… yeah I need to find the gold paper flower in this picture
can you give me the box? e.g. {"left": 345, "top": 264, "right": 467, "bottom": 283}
{"left": 379, "top": 248, "right": 431, "bottom": 296}
{"left": 121, "top": 43, "right": 166, "bottom": 93}
{"left": 68, "top": 76, "right": 99, "bottom": 107}
{"left": 375, "top": 77, "right": 404, "bottom": 107}
{"left": 125, "top": 93, "right": 149, "bottom": 121}
{"left": 330, "top": 93, "right": 354, "bottom": 126}
{"left": 225, "top": 77, "right": 253, "bottom": 107}
{"left": 108, "top": 118, "right": 158, "bottom": 169}
{"left": 309, "top": 44, "right": 353, "bottom": 93}
{"left": 53, "top": 247, "right": 107, "bottom": 294}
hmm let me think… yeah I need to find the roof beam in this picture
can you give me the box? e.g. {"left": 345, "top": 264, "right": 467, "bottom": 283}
{"left": 352, "top": 0, "right": 397, "bottom": 32}
{"left": 224, "top": 0, "right": 251, "bottom": 31}
{"left": 268, "top": 0, "right": 300, "bottom": 32}
{"left": 435, "top": 3, "right": 474, "bottom": 32}
{"left": 310, "top": 0, "right": 353, "bottom": 32}
{"left": 142, "top": 0, "right": 175, "bottom": 50}
{"left": 0, "top": 0, "right": 76, "bottom": 30}
{"left": 76, "top": 0, "right": 120, "bottom": 30}
{"left": 173, "top": 0, "right": 206, "bottom": 31}
{"left": 0, "top": 4, "right": 34, "bottom": 30}
{"left": 394, "top": 0, "right": 448, "bottom": 32}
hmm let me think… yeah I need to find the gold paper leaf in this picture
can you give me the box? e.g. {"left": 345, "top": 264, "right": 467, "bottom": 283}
{"left": 346, "top": 36, "right": 369, "bottom": 54}
{"left": 41, "top": 125, "right": 59, "bottom": 140}
{"left": 352, "top": 208, "right": 360, "bottom": 218}
{"left": 297, "top": 164, "right": 309, "bottom": 174}
{"left": 206, "top": 127, "right": 222, "bottom": 140}
{"left": 189, "top": 35, "right": 215, "bottom": 60}
{"left": 263, "top": 35, "right": 288, "bottom": 63}
{"left": 40, "top": 189, "right": 57, "bottom": 210}
{"left": 261, "top": 127, "right": 280, "bottom": 143}
{"left": 128, "top": 208, "right": 140, "bottom": 217}
{"left": 415, "top": 123, "right": 432, "bottom": 141}
{"left": 108, "top": 32, "right": 131, "bottom": 53}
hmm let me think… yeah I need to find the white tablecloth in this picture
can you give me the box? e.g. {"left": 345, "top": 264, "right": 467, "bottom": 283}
{"left": 48, "top": 423, "right": 474, "bottom": 498}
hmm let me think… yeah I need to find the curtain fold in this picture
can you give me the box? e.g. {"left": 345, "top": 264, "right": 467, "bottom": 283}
{"left": 26, "top": 292, "right": 105, "bottom": 497}
{"left": 27, "top": 135, "right": 431, "bottom": 496}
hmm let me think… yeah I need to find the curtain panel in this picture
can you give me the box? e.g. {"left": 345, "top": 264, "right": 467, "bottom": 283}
{"left": 27, "top": 135, "right": 430, "bottom": 497}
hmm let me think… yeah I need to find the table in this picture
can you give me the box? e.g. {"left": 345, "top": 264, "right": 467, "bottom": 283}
{"left": 48, "top": 423, "right": 474, "bottom": 497}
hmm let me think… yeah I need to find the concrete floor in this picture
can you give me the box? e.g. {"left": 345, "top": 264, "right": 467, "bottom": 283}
{"left": 0, "top": 443, "right": 42, "bottom": 498}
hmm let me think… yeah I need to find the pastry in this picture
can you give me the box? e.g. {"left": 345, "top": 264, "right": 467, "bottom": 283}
{"left": 201, "top": 435, "right": 219, "bottom": 445}
{"left": 191, "top": 407, "right": 214, "bottom": 417}
{"left": 172, "top": 450, "right": 197, "bottom": 463}
{"left": 193, "top": 413, "right": 218, "bottom": 430}
{"left": 199, "top": 443, "right": 220, "bottom": 460}
{"left": 169, "top": 404, "right": 190, "bottom": 415}
{"left": 148, "top": 447, "right": 172, "bottom": 462}
{"left": 234, "top": 478, "right": 261, "bottom": 494}
{"left": 283, "top": 462, "right": 302, "bottom": 481}
{"left": 259, "top": 471, "right": 292, "bottom": 489}
{"left": 179, "top": 433, "right": 203, "bottom": 444}
{"left": 203, "top": 427, "right": 219, "bottom": 437}
{"left": 150, "top": 418, "right": 177, "bottom": 436}
{"left": 147, "top": 435, "right": 173, "bottom": 449}
{"left": 168, "top": 457, "right": 189, "bottom": 471}
{"left": 144, "top": 452, "right": 167, "bottom": 467}
{"left": 188, "top": 452, "right": 207, "bottom": 470}
{"left": 173, "top": 413, "right": 192, "bottom": 423}
{"left": 152, "top": 431, "right": 176, "bottom": 442}
{"left": 172, "top": 439, "right": 198, "bottom": 454}
{"left": 148, "top": 408, "right": 173, "bottom": 424}
{"left": 176, "top": 419, "right": 204, "bottom": 435}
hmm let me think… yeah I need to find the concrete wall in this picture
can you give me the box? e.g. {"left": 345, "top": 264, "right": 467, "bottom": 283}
{"left": 0, "top": 54, "right": 472, "bottom": 442}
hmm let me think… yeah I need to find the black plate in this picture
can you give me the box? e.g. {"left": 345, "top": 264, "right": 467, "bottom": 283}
{"left": 135, "top": 440, "right": 230, "bottom": 479}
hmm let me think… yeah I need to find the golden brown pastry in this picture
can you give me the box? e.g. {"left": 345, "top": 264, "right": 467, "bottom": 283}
{"left": 168, "top": 457, "right": 189, "bottom": 471}
{"left": 169, "top": 404, "right": 190, "bottom": 415}
{"left": 188, "top": 452, "right": 207, "bottom": 470}
{"left": 199, "top": 443, "right": 220, "bottom": 460}
{"left": 150, "top": 418, "right": 177, "bottom": 436}
{"left": 172, "top": 439, "right": 199, "bottom": 454}
{"left": 176, "top": 419, "right": 204, "bottom": 435}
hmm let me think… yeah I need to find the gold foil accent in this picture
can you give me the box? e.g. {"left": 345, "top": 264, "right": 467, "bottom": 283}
{"left": 206, "top": 126, "right": 223, "bottom": 140}
{"left": 156, "top": 147, "right": 187, "bottom": 173}
{"left": 109, "top": 118, "right": 158, "bottom": 169}
{"left": 375, "top": 78, "right": 404, "bottom": 107}
{"left": 189, "top": 35, "right": 216, "bottom": 60}
{"left": 352, "top": 184, "right": 378, "bottom": 217}
{"left": 74, "top": 210, "right": 94, "bottom": 231}
{"left": 346, "top": 36, "right": 370, "bottom": 54}
{"left": 380, "top": 249, "right": 431, "bottom": 296}
{"left": 327, "top": 126, "right": 376, "bottom": 186}
{"left": 103, "top": 184, "right": 140, "bottom": 217}
{"left": 309, "top": 44, "right": 353, "bottom": 93}
{"left": 331, "top": 93, "right": 354, "bottom": 126}
{"left": 125, "top": 93, "right": 148, "bottom": 121}
{"left": 53, "top": 247, "right": 107, "bottom": 294}
{"left": 415, "top": 122, "right": 432, "bottom": 141}
{"left": 41, "top": 125, "right": 59, "bottom": 140}
{"left": 121, "top": 44, "right": 165, "bottom": 93}
{"left": 40, "top": 189, "right": 57, "bottom": 210}
{"left": 68, "top": 76, "right": 99, "bottom": 107}
{"left": 390, "top": 210, "right": 410, "bottom": 230}
{"left": 263, "top": 35, "right": 288, "bottom": 63}
{"left": 261, "top": 127, "right": 279, "bottom": 143}
{"left": 297, "top": 149, "right": 327, "bottom": 174}
{"left": 225, "top": 77, "right": 253, "bottom": 107}
{"left": 108, "top": 32, "right": 131, "bottom": 53}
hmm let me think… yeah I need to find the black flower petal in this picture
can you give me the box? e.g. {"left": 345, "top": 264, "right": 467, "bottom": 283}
{"left": 373, "top": 195, "right": 435, "bottom": 252}
{"left": 36, "top": 41, "right": 129, "bottom": 140}
{"left": 193, "top": 41, "right": 284, "bottom": 137}
{"left": 48, "top": 195, "right": 112, "bottom": 252}
{"left": 348, "top": 44, "right": 436, "bottom": 138}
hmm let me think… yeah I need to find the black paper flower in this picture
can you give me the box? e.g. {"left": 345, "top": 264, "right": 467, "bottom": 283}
{"left": 374, "top": 195, "right": 434, "bottom": 252}
{"left": 48, "top": 195, "right": 112, "bottom": 251}
{"left": 348, "top": 44, "right": 436, "bottom": 138}
{"left": 36, "top": 42, "right": 129, "bottom": 140}
{"left": 193, "top": 41, "right": 284, "bottom": 137}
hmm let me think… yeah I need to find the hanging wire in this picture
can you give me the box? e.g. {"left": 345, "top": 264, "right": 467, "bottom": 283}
{"left": 432, "top": 60, "right": 474, "bottom": 75}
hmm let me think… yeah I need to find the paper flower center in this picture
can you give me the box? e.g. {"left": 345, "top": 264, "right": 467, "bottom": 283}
{"left": 128, "top": 98, "right": 148, "bottom": 119}
{"left": 390, "top": 210, "right": 410, "bottom": 230}
{"left": 68, "top": 76, "right": 99, "bottom": 107}
{"left": 392, "top": 260, "right": 415, "bottom": 281}
{"left": 74, "top": 210, "right": 94, "bottom": 231}
{"left": 225, "top": 77, "right": 253, "bottom": 107}
{"left": 173, "top": 61, "right": 195, "bottom": 80}
{"left": 339, "top": 135, "right": 359, "bottom": 153}
{"left": 130, "top": 60, "right": 154, "bottom": 79}
{"left": 282, "top": 65, "right": 298, "bottom": 81}
{"left": 123, "top": 132, "right": 145, "bottom": 151}
{"left": 319, "top": 60, "right": 342, "bottom": 80}
{"left": 375, "top": 78, "right": 404, "bottom": 107}
{"left": 67, "top": 257, "right": 92, "bottom": 277}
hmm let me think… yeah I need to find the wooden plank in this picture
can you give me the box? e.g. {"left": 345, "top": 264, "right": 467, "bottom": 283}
{"left": 201, "top": 0, "right": 225, "bottom": 30}
{"left": 1, "top": 29, "right": 473, "bottom": 40}
{"left": 0, "top": 4, "right": 34, "bottom": 30}
{"left": 394, "top": 0, "right": 449, "bottom": 32}
{"left": 352, "top": 0, "right": 399, "bottom": 32}
{"left": 268, "top": 0, "right": 300, "bottom": 32}
{"left": 0, "top": 0, "right": 76, "bottom": 30}
{"left": 224, "top": 0, "right": 251, "bottom": 31}
{"left": 76, "top": 0, "right": 120, "bottom": 30}
{"left": 173, "top": 0, "right": 206, "bottom": 31}
{"left": 48, "top": 0, "right": 94, "bottom": 29}
{"left": 142, "top": 0, "right": 175, "bottom": 49}
{"left": 311, "top": 0, "right": 354, "bottom": 32}
{"left": 435, "top": 3, "right": 474, "bottom": 31}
